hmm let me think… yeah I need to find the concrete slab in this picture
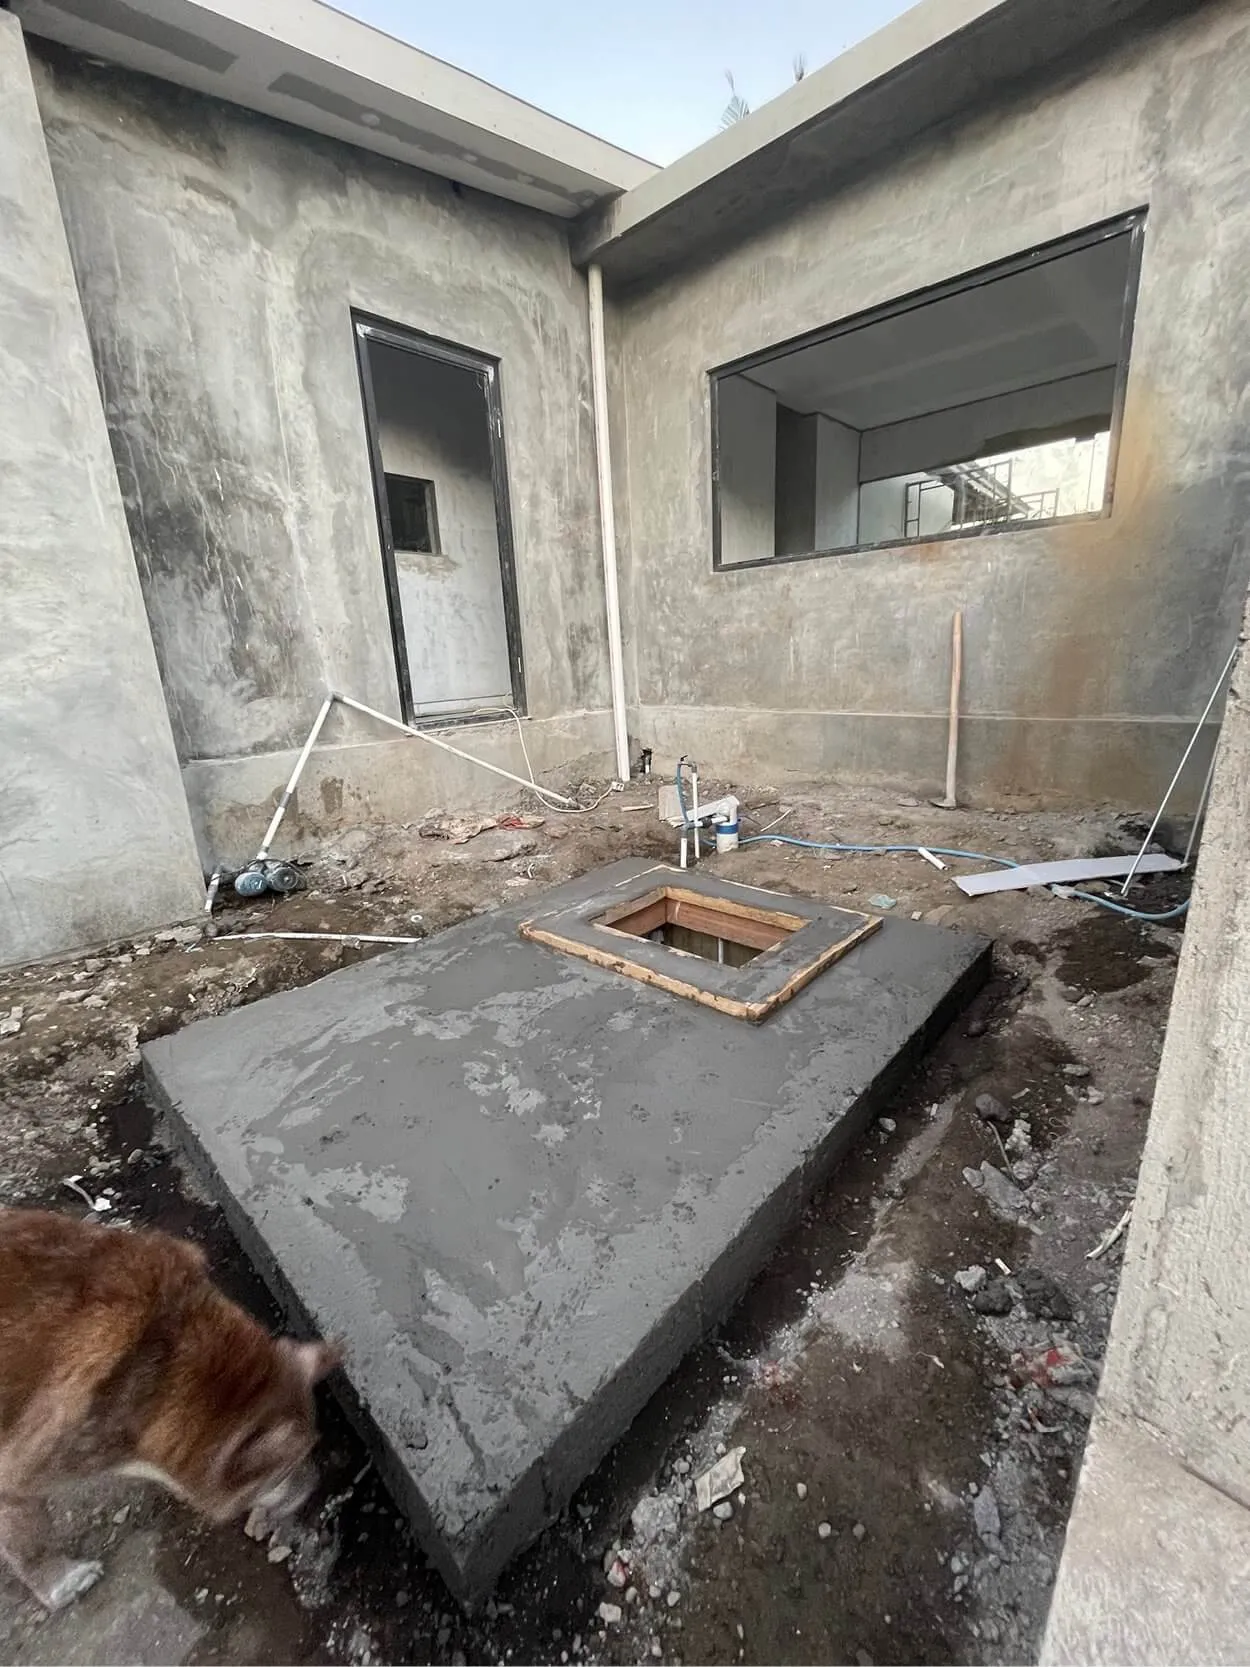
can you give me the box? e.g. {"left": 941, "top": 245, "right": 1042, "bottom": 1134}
{"left": 144, "top": 860, "right": 990, "bottom": 1602}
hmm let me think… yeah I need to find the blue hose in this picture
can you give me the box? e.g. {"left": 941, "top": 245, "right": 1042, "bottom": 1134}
{"left": 738, "top": 832, "right": 1189, "bottom": 924}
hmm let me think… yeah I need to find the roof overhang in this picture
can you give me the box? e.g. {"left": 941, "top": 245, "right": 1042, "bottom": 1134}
{"left": 573, "top": 0, "right": 1194, "bottom": 285}
{"left": 11, "top": 0, "right": 654, "bottom": 218}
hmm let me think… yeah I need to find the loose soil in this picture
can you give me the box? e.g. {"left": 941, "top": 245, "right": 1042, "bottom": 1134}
{"left": 0, "top": 784, "right": 1183, "bottom": 1666}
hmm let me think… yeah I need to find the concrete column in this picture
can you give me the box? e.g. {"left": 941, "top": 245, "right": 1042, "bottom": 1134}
{"left": 1043, "top": 603, "right": 1250, "bottom": 1661}
{"left": 0, "top": 13, "right": 203, "bottom": 966}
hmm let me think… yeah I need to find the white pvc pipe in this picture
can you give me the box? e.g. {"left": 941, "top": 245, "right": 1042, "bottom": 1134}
{"left": 332, "top": 691, "right": 580, "bottom": 808}
{"left": 256, "top": 694, "right": 334, "bottom": 860}
{"left": 587, "top": 263, "right": 632, "bottom": 784}
{"left": 218, "top": 931, "right": 424, "bottom": 945}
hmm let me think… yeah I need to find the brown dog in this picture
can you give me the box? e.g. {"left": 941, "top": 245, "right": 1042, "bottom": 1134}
{"left": 0, "top": 1207, "right": 339, "bottom": 1610}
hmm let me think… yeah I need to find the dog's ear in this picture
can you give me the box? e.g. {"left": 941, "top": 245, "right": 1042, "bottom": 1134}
{"left": 282, "top": 1339, "right": 344, "bottom": 1385}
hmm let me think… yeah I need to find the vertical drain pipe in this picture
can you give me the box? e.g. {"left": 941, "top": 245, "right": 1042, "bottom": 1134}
{"left": 587, "top": 262, "right": 631, "bottom": 784}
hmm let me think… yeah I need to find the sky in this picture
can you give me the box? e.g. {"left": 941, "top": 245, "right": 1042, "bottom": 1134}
{"left": 334, "top": 0, "right": 916, "bottom": 166}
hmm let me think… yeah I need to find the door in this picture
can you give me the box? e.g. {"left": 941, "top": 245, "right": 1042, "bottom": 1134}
{"left": 354, "top": 315, "right": 525, "bottom": 723}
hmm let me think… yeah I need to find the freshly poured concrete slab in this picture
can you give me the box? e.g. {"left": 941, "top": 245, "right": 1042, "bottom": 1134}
{"left": 144, "top": 860, "right": 990, "bottom": 1602}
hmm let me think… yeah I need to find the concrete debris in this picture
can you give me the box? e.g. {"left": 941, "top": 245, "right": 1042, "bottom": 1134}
{"left": 154, "top": 926, "right": 202, "bottom": 946}
{"left": 1062, "top": 1063, "right": 1091, "bottom": 1079}
{"left": 795, "top": 1482, "right": 808, "bottom": 1500}
{"left": 605, "top": 1555, "right": 631, "bottom": 1590}
{"left": 598, "top": 1602, "right": 623, "bottom": 1626}
{"left": 1010, "top": 1342, "right": 1094, "bottom": 1390}
{"left": 419, "top": 812, "right": 498, "bottom": 843}
{"left": 963, "top": 1161, "right": 1027, "bottom": 1220}
{"left": 974, "top": 1093, "right": 1012, "bottom": 1126}
{"left": 631, "top": 1492, "right": 682, "bottom": 1550}
{"left": 1004, "top": 1118, "right": 1032, "bottom": 1159}
{"left": 970, "top": 1278, "right": 1013, "bottom": 1316}
{"left": 878, "top": 1117, "right": 897, "bottom": 1134}
{"left": 972, "top": 1486, "right": 1001, "bottom": 1543}
{"left": 695, "top": 1445, "right": 746, "bottom": 1512}
{"left": 818, "top": 1522, "right": 833, "bottom": 1540}
{"left": 712, "top": 1501, "right": 733, "bottom": 1521}
{"left": 953, "top": 1265, "right": 987, "bottom": 1293}
{"left": 244, "top": 1508, "right": 270, "bottom": 1540}
{"left": 1010, "top": 1155, "right": 1040, "bottom": 1187}
{"left": 266, "top": 1543, "right": 292, "bottom": 1563}
{"left": 1016, "top": 1267, "right": 1074, "bottom": 1321}
{"left": 666, "top": 1589, "right": 681, "bottom": 1607}
{"left": 867, "top": 893, "right": 897, "bottom": 911}
{"left": 0, "top": 1010, "right": 21, "bottom": 1037}
{"left": 1085, "top": 1088, "right": 1106, "bottom": 1105}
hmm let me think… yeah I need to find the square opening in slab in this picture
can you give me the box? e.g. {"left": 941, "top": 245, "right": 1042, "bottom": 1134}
{"left": 596, "top": 885, "right": 800, "bottom": 967}
{"left": 520, "top": 871, "right": 882, "bottom": 1022}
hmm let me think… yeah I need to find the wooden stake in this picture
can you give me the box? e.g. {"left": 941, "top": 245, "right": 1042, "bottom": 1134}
{"left": 931, "top": 610, "right": 963, "bottom": 809}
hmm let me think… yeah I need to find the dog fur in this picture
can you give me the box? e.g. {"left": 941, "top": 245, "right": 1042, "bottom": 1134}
{"left": 0, "top": 1207, "right": 339, "bottom": 1610}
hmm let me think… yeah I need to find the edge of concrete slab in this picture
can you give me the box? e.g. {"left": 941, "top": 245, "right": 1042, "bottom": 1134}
{"left": 144, "top": 870, "right": 991, "bottom": 1604}
{"left": 1042, "top": 1410, "right": 1250, "bottom": 1665}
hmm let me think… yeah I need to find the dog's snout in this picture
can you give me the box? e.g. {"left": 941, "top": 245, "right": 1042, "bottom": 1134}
{"left": 255, "top": 1458, "right": 316, "bottom": 1517}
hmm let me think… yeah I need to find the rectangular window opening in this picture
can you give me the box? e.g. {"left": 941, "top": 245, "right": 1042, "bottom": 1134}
{"left": 712, "top": 214, "right": 1144, "bottom": 569}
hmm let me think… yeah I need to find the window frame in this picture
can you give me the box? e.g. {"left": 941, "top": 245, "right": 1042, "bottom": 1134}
{"left": 708, "top": 209, "right": 1147, "bottom": 574}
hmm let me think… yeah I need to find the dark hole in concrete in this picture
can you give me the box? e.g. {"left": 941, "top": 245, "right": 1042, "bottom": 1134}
{"left": 597, "top": 885, "right": 798, "bottom": 967}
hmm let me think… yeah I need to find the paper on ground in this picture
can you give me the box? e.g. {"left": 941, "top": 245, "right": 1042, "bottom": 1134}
{"left": 695, "top": 1446, "right": 746, "bottom": 1512}
{"left": 955, "top": 853, "right": 1181, "bottom": 897}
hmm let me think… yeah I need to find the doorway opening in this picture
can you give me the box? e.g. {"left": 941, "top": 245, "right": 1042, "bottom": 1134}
{"left": 354, "top": 314, "right": 525, "bottom": 724}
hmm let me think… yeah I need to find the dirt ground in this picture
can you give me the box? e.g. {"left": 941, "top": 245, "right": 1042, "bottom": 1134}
{"left": 0, "top": 780, "right": 1186, "bottom": 1666}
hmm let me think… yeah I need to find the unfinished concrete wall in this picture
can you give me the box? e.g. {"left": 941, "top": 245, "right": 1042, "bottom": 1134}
{"left": 28, "top": 42, "right": 612, "bottom": 866}
{"left": 1042, "top": 618, "right": 1250, "bottom": 1662}
{"left": 0, "top": 15, "right": 202, "bottom": 967}
{"left": 607, "top": 0, "right": 1250, "bottom": 805}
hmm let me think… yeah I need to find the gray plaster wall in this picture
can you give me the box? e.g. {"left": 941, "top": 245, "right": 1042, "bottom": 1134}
{"left": 606, "top": 0, "right": 1250, "bottom": 806}
{"left": 1042, "top": 615, "right": 1250, "bottom": 1660}
{"left": 0, "top": 15, "right": 203, "bottom": 968}
{"left": 27, "top": 42, "right": 612, "bottom": 863}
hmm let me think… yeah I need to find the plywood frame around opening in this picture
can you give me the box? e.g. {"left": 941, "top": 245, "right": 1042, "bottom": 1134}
{"left": 520, "top": 869, "right": 881, "bottom": 1021}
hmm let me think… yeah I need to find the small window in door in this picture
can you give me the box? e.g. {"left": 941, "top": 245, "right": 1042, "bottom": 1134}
{"left": 385, "top": 474, "right": 439, "bottom": 554}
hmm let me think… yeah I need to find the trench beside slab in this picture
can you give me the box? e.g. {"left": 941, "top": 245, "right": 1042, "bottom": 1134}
{"left": 144, "top": 860, "right": 991, "bottom": 1602}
